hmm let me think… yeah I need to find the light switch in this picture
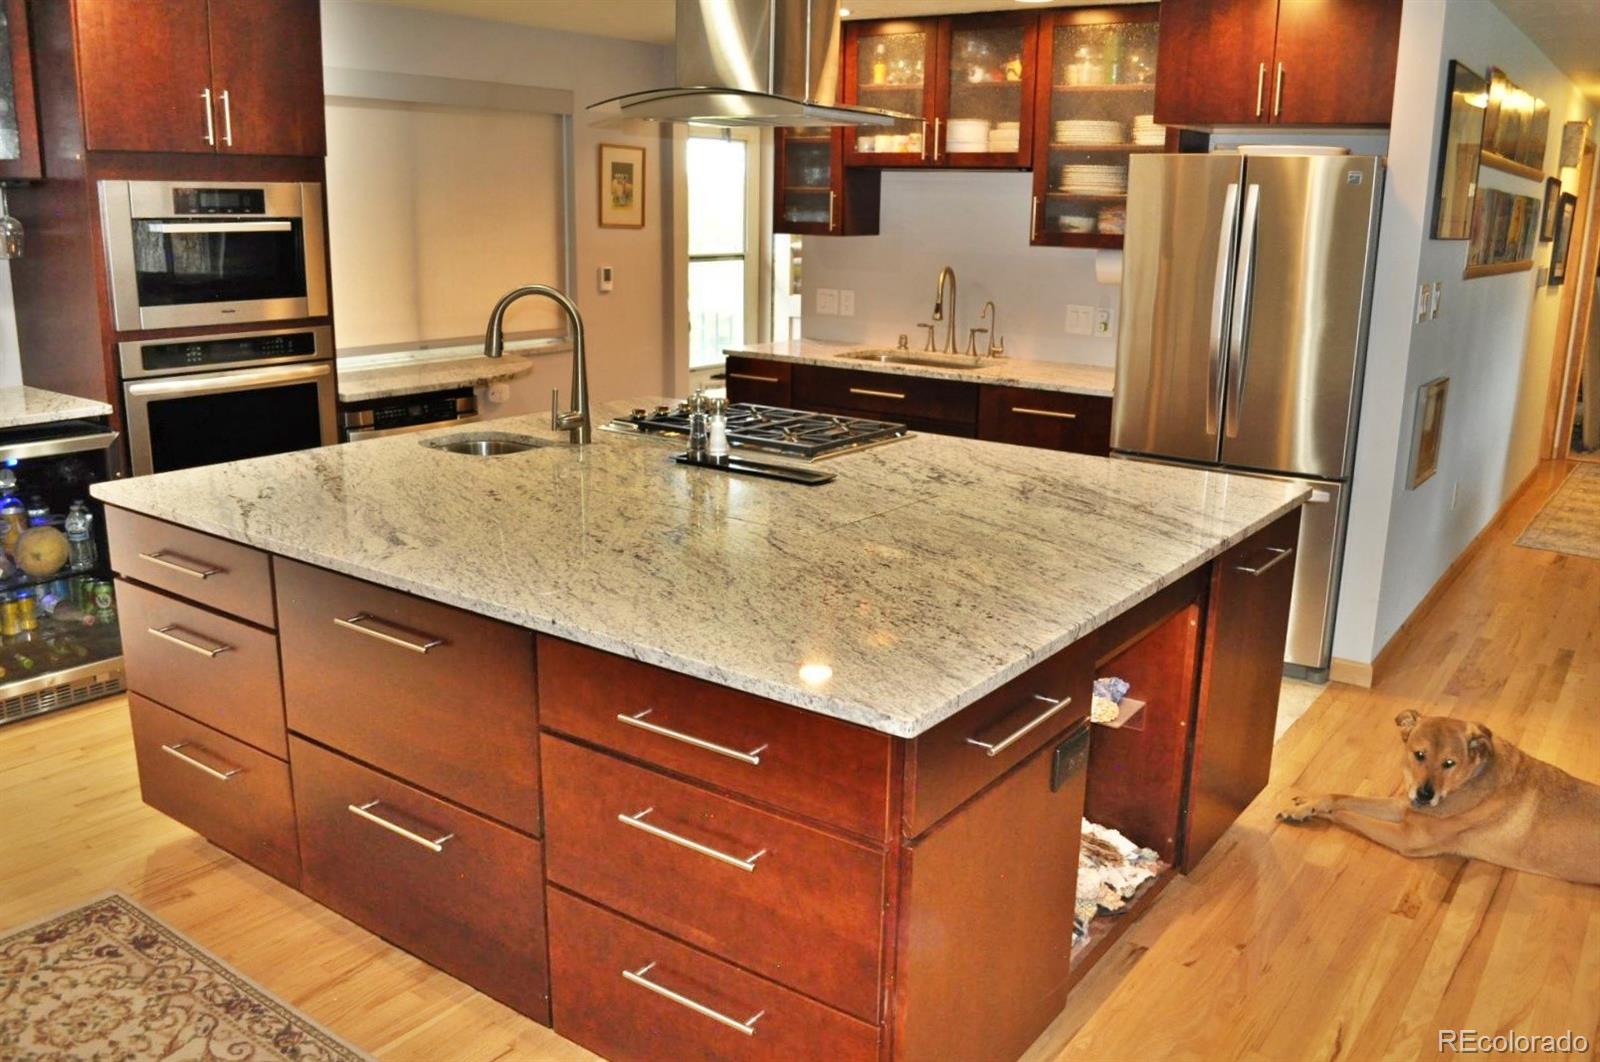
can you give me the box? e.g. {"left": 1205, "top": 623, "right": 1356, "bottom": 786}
{"left": 598, "top": 265, "right": 614, "bottom": 293}
{"left": 838, "top": 289, "right": 856, "bottom": 317}
{"left": 1065, "top": 304, "right": 1093, "bottom": 336}
{"left": 1416, "top": 283, "right": 1430, "bottom": 322}
{"left": 1429, "top": 282, "right": 1442, "bottom": 320}
{"left": 816, "top": 288, "right": 839, "bottom": 315}
{"left": 1093, "top": 306, "right": 1116, "bottom": 339}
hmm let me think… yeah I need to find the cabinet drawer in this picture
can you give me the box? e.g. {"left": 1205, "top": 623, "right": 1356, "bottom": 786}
{"left": 977, "top": 386, "right": 1112, "bottom": 456}
{"left": 542, "top": 736, "right": 886, "bottom": 1022}
{"left": 548, "top": 888, "right": 879, "bottom": 1062}
{"left": 725, "top": 356, "right": 793, "bottom": 407}
{"left": 276, "top": 558, "right": 540, "bottom": 834}
{"left": 792, "top": 364, "right": 976, "bottom": 431}
{"left": 106, "top": 507, "right": 275, "bottom": 627}
{"left": 904, "top": 640, "right": 1091, "bottom": 837}
{"left": 118, "top": 580, "right": 285, "bottom": 756}
{"left": 290, "top": 736, "right": 549, "bottom": 1021}
{"left": 129, "top": 693, "right": 298, "bottom": 886}
{"left": 539, "top": 637, "right": 893, "bottom": 841}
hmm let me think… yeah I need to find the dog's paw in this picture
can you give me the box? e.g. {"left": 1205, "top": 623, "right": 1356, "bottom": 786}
{"left": 1277, "top": 793, "right": 1330, "bottom": 824}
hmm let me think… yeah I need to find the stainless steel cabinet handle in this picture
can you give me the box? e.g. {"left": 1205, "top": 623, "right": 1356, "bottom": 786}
{"left": 848, "top": 386, "right": 905, "bottom": 400}
{"left": 727, "top": 372, "right": 780, "bottom": 384}
{"left": 828, "top": 189, "right": 837, "bottom": 231}
{"left": 148, "top": 625, "right": 233, "bottom": 658}
{"left": 1236, "top": 546, "right": 1294, "bottom": 576}
{"left": 1030, "top": 195, "right": 1040, "bottom": 241}
{"left": 334, "top": 613, "right": 445, "bottom": 654}
{"left": 1254, "top": 63, "right": 1265, "bottom": 117}
{"left": 162, "top": 742, "right": 239, "bottom": 781}
{"left": 146, "top": 221, "right": 293, "bottom": 235}
{"left": 1224, "top": 183, "right": 1261, "bottom": 440}
{"left": 219, "top": 89, "right": 234, "bottom": 146}
{"left": 919, "top": 118, "right": 928, "bottom": 161}
{"left": 1273, "top": 62, "right": 1284, "bottom": 118}
{"left": 965, "top": 694, "right": 1073, "bottom": 758}
{"left": 617, "top": 807, "right": 768, "bottom": 872}
{"left": 202, "top": 87, "right": 215, "bottom": 145}
{"left": 933, "top": 116, "right": 942, "bottom": 161}
{"left": 622, "top": 962, "right": 765, "bottom": 1036}
{"left": 1206, "top": 182, "right": 1241, "bottom": 437}
{"left": 1011, "top": 406, "right": 1077, "bottom": 421}
{"left": 139, "top": 550, "right": 223, "bottom": 579}
{"left": 348, "top": 800, "right": 455, "bottom": 852}
{"left": 617, "top": 708, "right": 767, "bottom": 766}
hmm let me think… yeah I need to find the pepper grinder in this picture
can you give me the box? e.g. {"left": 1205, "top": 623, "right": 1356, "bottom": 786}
{"left": 685, "top": 389, "right": 709, "bottom": 463}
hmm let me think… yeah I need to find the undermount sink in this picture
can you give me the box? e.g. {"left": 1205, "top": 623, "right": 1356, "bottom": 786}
{"left": 422, "top": 432, "right": 550, "bottom": 456}
{"left": 839, "top": 349, "right": 992, "bottom": 371}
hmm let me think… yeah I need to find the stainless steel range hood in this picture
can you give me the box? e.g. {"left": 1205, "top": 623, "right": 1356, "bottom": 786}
{"left": 588, "top": 0, "right": 907, "bottom": 127}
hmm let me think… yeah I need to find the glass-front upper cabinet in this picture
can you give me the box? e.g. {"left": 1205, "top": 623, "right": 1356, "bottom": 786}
{"left": 843, "top": 20, "right": 938, "bottom": 167}
{"left": 0, "top": 0, "right": 40, "bottom": 180}
{"left": 1030, "top": 7, "right": 1161, "bottom": 248}
{"left": 774, "top": 126, "right": 881, "bottom": 236}
{"left": 939, "top": 13, "right": 1038, "bottom": 168}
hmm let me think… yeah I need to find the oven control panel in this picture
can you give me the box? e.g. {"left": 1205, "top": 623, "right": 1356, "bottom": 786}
{"left": 136, "top": 331, "right": 320, "bottom": 373}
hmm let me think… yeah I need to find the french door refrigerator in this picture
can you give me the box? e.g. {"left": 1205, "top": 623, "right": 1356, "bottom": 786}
{"left": 1113, "top": 153, "right": 1384, "bottom": 678}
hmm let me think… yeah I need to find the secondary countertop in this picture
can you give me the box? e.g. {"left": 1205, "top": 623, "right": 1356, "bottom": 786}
{"left": 0, "top": 386, "right": 114, "bottom": 430}
{"left": 727, "top": 339, "right": 1116, "bottom": 397}
{"left": 92, "top": 400, "right": 1304, "bottom": 738}
{"left": 336, "top": 339, "right": 567, "bottom": 403}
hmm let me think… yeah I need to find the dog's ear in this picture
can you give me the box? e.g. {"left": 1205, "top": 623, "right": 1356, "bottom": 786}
{"left": 1467, "top": 723, "right": 1493, "bottom": 762}
{"left": 1395, "top": 709, "right": 1419, "bottom": 739}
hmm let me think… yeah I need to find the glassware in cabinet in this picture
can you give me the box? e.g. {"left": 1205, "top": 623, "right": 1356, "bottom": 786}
{"left": 844, "top": 22, "right": 937, "bottom": 166}
{"left": 941, "top": 14, "right": 1037, "bottom": 168}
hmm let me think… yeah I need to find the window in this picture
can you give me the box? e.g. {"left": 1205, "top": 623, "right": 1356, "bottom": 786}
{"left": 686, "top": 128, "right": 759, "bottom": 369}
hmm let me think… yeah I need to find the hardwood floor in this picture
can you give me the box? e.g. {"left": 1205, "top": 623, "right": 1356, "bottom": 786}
{"left": 2, "top": 462, "right": 1596, "bottom": 1060}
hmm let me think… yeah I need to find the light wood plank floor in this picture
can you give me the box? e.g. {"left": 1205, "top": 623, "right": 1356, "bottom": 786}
{"left": 3, "top": 462, "right": 1596, "bottom": 1060}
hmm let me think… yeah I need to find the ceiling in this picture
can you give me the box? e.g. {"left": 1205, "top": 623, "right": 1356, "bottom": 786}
{"left": 372, "top": 0, "right": 1151, "bottom": 46}
{"left": 1491, "top": 0, "right": 1600, "bottom": 105}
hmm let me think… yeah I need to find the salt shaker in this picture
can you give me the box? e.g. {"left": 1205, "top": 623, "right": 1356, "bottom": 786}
{"left": 707, "top": 397, "right": 730, "bottom": 462}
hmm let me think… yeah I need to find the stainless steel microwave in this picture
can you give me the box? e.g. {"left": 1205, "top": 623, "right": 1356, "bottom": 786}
{"left": 99, "top": 180, "right": 329, "bottom": 332}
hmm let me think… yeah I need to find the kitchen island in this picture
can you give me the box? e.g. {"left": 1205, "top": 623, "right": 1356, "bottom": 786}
{"left": 93, "top": 405, "right": 1304, "bottom": 1061}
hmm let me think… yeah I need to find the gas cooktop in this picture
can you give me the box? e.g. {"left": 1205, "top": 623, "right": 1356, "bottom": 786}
{"left": 606, "top": 402, "right": 909, "bottom": 461}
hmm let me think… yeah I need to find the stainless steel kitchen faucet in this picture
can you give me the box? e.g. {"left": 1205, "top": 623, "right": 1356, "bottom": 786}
{"left": 484, "top": 284, "right": 591, "bottom": 444}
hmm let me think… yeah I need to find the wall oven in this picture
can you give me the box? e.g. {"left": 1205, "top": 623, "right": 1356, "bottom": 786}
{"left": 100, "top": 180, "right": 329, "bottom": 332}
{"left": 120, "top": 325, "right": 337, "bottom": 476}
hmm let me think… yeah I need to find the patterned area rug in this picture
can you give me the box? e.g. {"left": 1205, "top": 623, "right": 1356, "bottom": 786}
{"left": 1517, "top": 464, "right": 1600, "bottom": 560}
{"left": 0, "top": 893, "right": 366, "bottom": 1061}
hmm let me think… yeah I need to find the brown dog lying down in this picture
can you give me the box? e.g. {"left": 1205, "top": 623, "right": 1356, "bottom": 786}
{"left": 1278, "top": 710, "right": 1600, "bottom": 885}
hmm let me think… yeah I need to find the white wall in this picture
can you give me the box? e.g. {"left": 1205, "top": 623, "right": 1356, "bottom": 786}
{"left": 801, "top": 171, "right": 1122, "bottom": 365}
{"left": 0, "top": 261, "right": 21, "bottom": 387}
{"left": 1333, "top": 0, "right": 1596, "bottom": 667}
{"left": 320, "top": 1, "right": 676, "bottom": 409}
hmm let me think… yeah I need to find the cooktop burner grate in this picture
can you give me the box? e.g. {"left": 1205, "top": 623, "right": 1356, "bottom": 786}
{"left": 607, "top": 402, "right": 910, "bottom": 460}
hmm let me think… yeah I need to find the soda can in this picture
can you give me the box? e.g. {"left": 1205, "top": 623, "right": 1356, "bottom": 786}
{"left": 93, "top": 580, "right": 115, "bottom": 612}
{"left": 0, "top": 598, "right": 19, "bottom": 637}
{"left": 17, "top": 595, "right": 36, "bottom": 631}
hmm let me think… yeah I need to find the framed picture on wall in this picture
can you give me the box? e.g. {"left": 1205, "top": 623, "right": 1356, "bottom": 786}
{"left": 1431, "top": 61, "right": 1488, "bottom": 240}
{"left": 1408, "top": 377, "right": 1449, "bottom": 490}
{"left": 1540, "top": 176, "right": 1562, "bottom": 240}
{"left": 1465, "top": 188, "right": 1541, "bottom": 277}
{"left": 598, "top": 143, "right": 646, "bottom": 229}
{"left": 1549, "top": 191, "right": 1578, "bottom": 286}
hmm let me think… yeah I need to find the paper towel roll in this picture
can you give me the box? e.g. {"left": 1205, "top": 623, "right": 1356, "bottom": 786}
{"left": 1095, "top": 249, "right": 1123, "bottom": 286}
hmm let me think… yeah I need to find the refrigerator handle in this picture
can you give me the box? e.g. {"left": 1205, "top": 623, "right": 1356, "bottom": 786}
{"left": 1225, "top": 183, "right": 1261, "bottom": 439}
{"left": 1206, "top": 182, "right": 1241, "bottom": 437}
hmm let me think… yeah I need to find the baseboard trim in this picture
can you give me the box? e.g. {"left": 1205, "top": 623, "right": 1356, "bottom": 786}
{"left": 1327, "top": 657, "right": 1374, "bottom": 687}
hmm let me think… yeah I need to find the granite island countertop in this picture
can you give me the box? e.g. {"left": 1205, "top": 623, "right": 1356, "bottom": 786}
{"left": 727, "top": 339, "right": 1116, "bottom": 397}
{"left": 0, "top": 386, "right": 114, "bottom": 430}
{"left": 92, "top": 401, "right": 1304, "bottom": 738}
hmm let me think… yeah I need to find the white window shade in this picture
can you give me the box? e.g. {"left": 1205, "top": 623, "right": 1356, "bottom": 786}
{"left": 325, "top": 98, "right": 565, "bottom": 351}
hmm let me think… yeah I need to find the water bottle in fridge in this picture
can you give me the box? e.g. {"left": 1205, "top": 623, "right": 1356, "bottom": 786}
{"left": 64, "top": 501, "right": 97, "bottom": 573}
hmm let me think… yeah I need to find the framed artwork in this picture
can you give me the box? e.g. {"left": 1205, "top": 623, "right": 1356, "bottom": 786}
{"left": 1431, "top": 61, "right": 1488, "bottom": 240}
{"left": 1549, "top": 192, "right": 1578, "bottom": 286}
{"left": 1408, "top": 377, "right": 1449, "bottom": 490}
{"left": 1465, "top": 188, "right": 1540, "bottom": 278}
{"left": 1540, "top": 177, "right": 1562, "bottom": 240}
{"left": 598, "top": 143, "right": 646, "bottom": 228}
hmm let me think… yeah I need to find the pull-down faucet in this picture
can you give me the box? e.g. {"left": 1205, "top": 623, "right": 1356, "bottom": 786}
{"left": 932, "top": 266, "right": 957, "bottom": 354}
{"left": 484, "top": 284, "right": 591, "bottom": 444}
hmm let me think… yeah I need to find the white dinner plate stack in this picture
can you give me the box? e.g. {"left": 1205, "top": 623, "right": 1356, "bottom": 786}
{"left": 987, "top": 120, "right": 1020, "bottom": 153}
{"left": 945, "top": 118, "right": 992, "bottom": 153}
{"left": 1056, "top": 163, "right": 1128, "bottom": 196}
{"left": 1054, "top": 118, "right": 1123, "bottom": 146}
{"left": 1131, "top": 115, "right": 1165, "bottom": 147}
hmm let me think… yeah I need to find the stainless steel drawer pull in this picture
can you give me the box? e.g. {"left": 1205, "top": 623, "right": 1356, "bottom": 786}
{"left": 1010, "top": 406, "right": 1078, "bottom": 421}
{"left": 334, "top": 613, "right": 445, "bottom": 654}
{"left": 139, "top": 550, "right": 223, "bottom": 579}
{"left": 1235, "top": 545, "right": 1294, "bottom": 576}
{"left": 617, "top": 807, "right": 767, "bottom": 872}
{"left": 623, "top": 961, "right": 765, "bottom": 1036}
{"left": 219, "top": 89, "right": 234, "bottom": 147}
{"left": 348, "top": 800, "right": 455, "bottom": 852}
{"left": 201, "top": 87, "right": 215, "bottom": 145}
{"left": 1255, "top": 63, "right": 1266, "bottom": 117}
{"left": 618, "top": 708, "right": 767, "bottom": 765}
{"left": 161, "top": 742, "right": 239, "bottom": 781}
{"left": 148, "top": 624, "right": 233, "bottom": 658}
{"left": 727, "top": 372, "right": 781, "bottom": 384}
{"left": 965, "top": 694, "right": 1073, "bottom": 758}
{"left": 848, "top": 386, "right": 906, "bottom": 400}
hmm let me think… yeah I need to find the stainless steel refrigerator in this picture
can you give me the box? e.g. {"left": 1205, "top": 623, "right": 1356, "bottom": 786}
{"left": 1113, "top": 153, "right": 1384, "bottom": 678}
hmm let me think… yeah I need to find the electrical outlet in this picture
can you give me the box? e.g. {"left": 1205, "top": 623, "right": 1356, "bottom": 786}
{"left": 838, "top": 289, "right": 855, "bottom": 317}
{"left": 816, "top": 287, "right": 839, "bottom": 316}
{"left": 1416, "top": 283, "right": 1430, "bottom": 322}
{"left": 1430, "top": 282, "right": 1442, "bottom": 319}
{"left": 1093, "top": 306, "right": 1116, "bottom": 339}
{"left": 598, "top": 265, "right": 614, "bottom": 293}
{"left": 1065, "top": 304, "right": 1093, "bottom": 336}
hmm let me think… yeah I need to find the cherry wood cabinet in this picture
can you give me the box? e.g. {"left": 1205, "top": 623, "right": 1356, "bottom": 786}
{"left": 791, "top": 362, "right": 979, "bottom": 436}
{"left": 724, "top": 355, "right": 793, "bottom": 407}
{"left": 1153, "top": 0, "right": 1401, "bottom": 128}
{"left": 978, "top": 384, "right": 1113, "bottom": 456}
{"left": 69, "top": 0, "right": 324, "bottom": 156}
{"left": 774, "top": 127, "right": 881, "bottom": 236}
{"left": 0, "top": 0, "right": 42, "bottom": 179}
{"left": 104, "top": 508, "right": 277, "bottom": 627}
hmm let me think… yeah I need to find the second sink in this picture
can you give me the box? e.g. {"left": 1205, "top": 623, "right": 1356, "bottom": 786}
{"left": 840, "top": 349, "right": 991, "bottom": 371}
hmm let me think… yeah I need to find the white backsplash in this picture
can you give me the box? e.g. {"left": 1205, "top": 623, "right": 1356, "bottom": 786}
{"left": 799, "top": 170, "right": 1121, "bottom": 367}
